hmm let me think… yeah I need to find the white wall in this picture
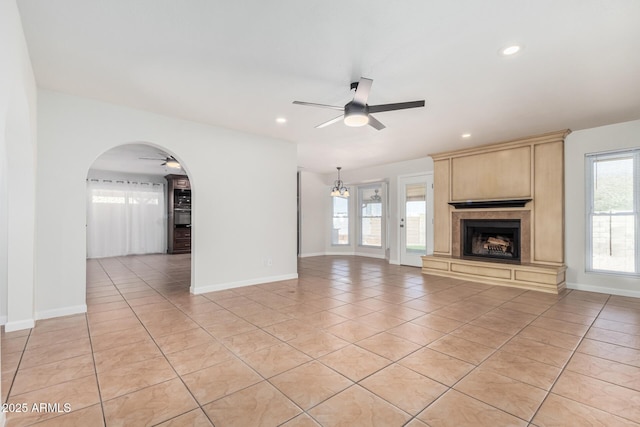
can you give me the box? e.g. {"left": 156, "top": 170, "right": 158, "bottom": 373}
{"left": 1, "top": 0, "right": 38, "bottom": 421}
{"left": 35, "top": 90, "right": 298, "bottom": 320}
{"left": 299, "top": 170, "right": 327, "bottom": 257}
{"left": 318, "top": 157, "right": 434, "bottom": 263}
{"left": 565, "top": 119, "right": 640, "bottom": 297}
{"left": 0, "top": 0, "right": 38, "bottom": 333}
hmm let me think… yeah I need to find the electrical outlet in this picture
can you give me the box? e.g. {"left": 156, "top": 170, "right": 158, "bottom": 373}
{"left": 267, "top": 258, "right": 273, "bottom": 266}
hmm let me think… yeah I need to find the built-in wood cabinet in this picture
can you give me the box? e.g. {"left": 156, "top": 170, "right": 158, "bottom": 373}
{"left": 450, "top": 145, "right": 532, "bottom": 201}
{"left": 433, "top": 159, "right": 451, "bottom": 255}
{"left": 424, "top": 130, "right": 570, "bottom": 293}
{"left": 166, "top": 174, "right": 191, "bottom": 254}
{"left": 533, "top": 141, "right": 564, "bottom": 264}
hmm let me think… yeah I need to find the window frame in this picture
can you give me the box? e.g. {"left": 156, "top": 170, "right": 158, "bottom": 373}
{"left": 358, "top": 183, "right": 384, "bottom": 249}
{"left": 585, "top": 148, "right": 640, "bottom": 276}
{"left": 331, "top": 195, "right": 350, "bottom": 246}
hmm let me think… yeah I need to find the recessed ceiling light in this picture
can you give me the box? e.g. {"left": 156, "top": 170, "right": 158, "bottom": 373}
{"left": 462, "top": 133, "right": 472, "bottom": 138}
{"left": 276, "top": 117, "right": 287, "bottom": 124}
{"left": 500, "top": 45, "right": 521, "bottom": 56}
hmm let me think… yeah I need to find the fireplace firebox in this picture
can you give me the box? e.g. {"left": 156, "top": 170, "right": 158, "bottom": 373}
{"left": 462, "top": 219, "right": 521, "bottom": 262}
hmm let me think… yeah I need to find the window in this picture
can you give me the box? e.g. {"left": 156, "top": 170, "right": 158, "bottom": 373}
{"left": 405, "top": 183, "right": 427, "bottom": 253}
{"left": 332, "top": 196, "right": 349, "bottom": 245}
{"left": 359, "top": 185, "right": 383, "bottom": 247}
{"left": 586, "top": 149, "right": 640, "bottom": 274}
{"left": 87, "top": 179, "right": 166, "bottom": 258}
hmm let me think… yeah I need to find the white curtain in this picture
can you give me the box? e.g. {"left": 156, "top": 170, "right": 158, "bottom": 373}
{"left": 87, "top": 179, "right": 166, "bottom": 258}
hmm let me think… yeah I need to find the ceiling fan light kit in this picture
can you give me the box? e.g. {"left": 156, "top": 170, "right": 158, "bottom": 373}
{"left": 344, "top": 112, "right": 369, "bottom": 127}
{"left": 165, "top": 158, "right": 181, "bottom": 168}
{"left": 139, "top": 154, "right": 181, "bottom": 169}
{"left": 293, "top": 77, "right": 425, "bottom": 131}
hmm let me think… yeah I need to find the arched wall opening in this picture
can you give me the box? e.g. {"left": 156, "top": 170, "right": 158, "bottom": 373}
{"left": 33, "top": 90, "right": 297, "bottom": 325}
{"left": 85, "top": 142, "right": 195, "bottom": 301}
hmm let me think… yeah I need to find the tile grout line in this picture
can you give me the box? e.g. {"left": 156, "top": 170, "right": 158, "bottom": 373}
{"left": 525, "top": 292, "right": 609, "bottom": 426}
{"left": 119, "top": 255, "right": 324, "bottom": 425}
{"left": 7, "top": 256, "right": 639, "bottom": 426}
{"left": 99, "top": 256, "right": 219, "bottom": 427}
{"left": 85, "top": 259, "right": 110, "bottom": 426}
{"left": 527, "top": 292, "right": 640, "bottom": 426}
{"left": 395, "top": 286, "right": 577, "bottom": 424}
{"left": 1, "top": 328, "right": 32, "bottom": 407}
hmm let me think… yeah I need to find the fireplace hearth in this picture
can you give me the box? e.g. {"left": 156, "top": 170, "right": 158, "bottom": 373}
{"left": 462, "top": 219, "right": 521, "bottom": 262}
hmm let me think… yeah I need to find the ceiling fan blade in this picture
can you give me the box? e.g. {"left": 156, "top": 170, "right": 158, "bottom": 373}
{"left": 367, "top": 115, "right": 386, "bottom": 130}
{"left": 315, "top": 115, "right": 344, "bottom": 129}
{"left": 139, "top": 157, "right": 166, "bottom": 160}
{"left": 352, "top": 77, "right": 373, "bottom": 105}
{"left": 293, "top": 101, "right": 344, "bottom": 111}
{"left": 368, "top": 100, "right": 426, "bottom": 114}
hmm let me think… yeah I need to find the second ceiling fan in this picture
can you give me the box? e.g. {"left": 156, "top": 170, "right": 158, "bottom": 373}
{"left": 139, "top": 154, "right": 181, "bottom": 168}
{"left": 293, "top": 77, "right": 425, "bottom": 130}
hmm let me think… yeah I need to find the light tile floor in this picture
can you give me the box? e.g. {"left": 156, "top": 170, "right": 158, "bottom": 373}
{"left": 2, "top": 254, "right": 640, "bottom": 426}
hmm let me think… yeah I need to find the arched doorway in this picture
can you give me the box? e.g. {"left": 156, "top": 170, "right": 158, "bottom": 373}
{"left": 85, "top": 142, "right": 194, "bottom": 303}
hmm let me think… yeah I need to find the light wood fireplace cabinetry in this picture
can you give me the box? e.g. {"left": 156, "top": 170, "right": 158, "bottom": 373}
{"left": 423, "top": 130, "right": 570, "bottom": 293}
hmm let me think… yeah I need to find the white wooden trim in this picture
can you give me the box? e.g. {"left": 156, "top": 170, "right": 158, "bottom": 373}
{"left": 191, "top": 273, "right": 299, "bottom": 295}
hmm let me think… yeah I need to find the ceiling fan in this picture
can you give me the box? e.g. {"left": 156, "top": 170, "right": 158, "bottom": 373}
{"left": 293, "top": 77, "right": 425, "bottom": 130}
{"left": 139, "top": 154, "right": 181, "bottom": 168}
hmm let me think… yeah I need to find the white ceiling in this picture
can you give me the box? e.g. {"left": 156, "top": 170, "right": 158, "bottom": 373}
{"left": 18, "top": 0, "right": 640, "bottom": 174}
{"left": 89, "top": 144, "right": 185, "bottom": 176}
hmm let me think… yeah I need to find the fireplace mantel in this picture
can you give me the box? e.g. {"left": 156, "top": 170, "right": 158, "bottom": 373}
{"left": 448, "top": 199, "right": 531, "bottom": 209}
{"left": 422, "top": 130, "right": 569, "bottom": 294}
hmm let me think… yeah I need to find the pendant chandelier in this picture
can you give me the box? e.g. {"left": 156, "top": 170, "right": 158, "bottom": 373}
{"left": 330, "top": 167, "right": 350, "bottom": 197}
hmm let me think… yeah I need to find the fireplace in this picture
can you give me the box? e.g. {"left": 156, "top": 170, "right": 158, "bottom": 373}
{"left": 462, "top": 219, "right": 521, "bottom": 262}
{"left": 423, "top": 131, "right": 568, "bottom": 293}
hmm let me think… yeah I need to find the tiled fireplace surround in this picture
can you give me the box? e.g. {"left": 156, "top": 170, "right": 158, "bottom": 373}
{"left": 453, "top": 211, "right": 531, "bottom": 264}
{"left": 422, "top": 131, "right": 569, "bottom": 294}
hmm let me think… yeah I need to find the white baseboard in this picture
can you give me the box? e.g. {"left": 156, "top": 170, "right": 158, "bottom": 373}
{"left": 36, "top": 304, "right": 87, "bottom": 321}
{"left": 303, "top": 251, "right": 391, "bottom": 261}
{"left": 388, "top": 258, "right": 400, "bottom": 265}
{"left": 324, "top": 251, "right": 356, "bottom": 256}
{"left": 567, "top": 282, "right": 640, "bottom": 298}
{"left": 298, "top": 252, "right": 326, "bottom": 258}
{"left": 354, "top": 252, "right": 387, "bottom": 260}
{"left": 0, "top": 315, "right": 6, "bottom": 325}
{"left": 192, "top": 273, "right": 299, "bottom": 295}
{"left": 4, "top": 318, "right": 35, "bottom": 332}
